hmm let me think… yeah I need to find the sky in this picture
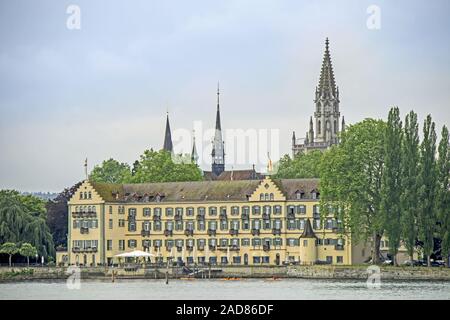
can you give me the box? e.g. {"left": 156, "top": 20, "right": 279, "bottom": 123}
{"left": 0, "top": 0, "right": 449, "bottom": 192}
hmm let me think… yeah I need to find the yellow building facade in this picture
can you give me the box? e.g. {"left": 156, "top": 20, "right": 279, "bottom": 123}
{"left": 60, "top": 176, "right": 370, "bottom": 267}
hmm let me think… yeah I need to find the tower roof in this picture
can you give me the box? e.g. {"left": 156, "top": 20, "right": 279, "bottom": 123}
{"left": 300, "top": 218, "right": 317, "bottom": 238}
{"left": 163, "top": 113, "right": 173, "bottom": 153}
{"left": 317, "top": 38, "right": 337, "bottom": 98}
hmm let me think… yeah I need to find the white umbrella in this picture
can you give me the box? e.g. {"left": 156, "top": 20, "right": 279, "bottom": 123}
{"left": 114, "top": 250, "right": 155, "bottom": 258}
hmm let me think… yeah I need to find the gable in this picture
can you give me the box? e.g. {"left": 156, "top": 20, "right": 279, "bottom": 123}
{"left": 248, "top": 176, "right": 286, "bottom": 202}
{"left": 68, "top": 180, "right": 105, "bottom": 205}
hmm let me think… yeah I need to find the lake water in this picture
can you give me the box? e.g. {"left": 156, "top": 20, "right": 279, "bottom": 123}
{"left": 0, "top": 278, "right": 449, "bottom": 300}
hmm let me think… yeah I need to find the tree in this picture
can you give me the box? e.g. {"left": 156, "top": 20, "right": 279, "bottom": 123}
{"left": 46, "top": 182, "right": 82, "bottom": 248}
{"left": 19, "top": 243, "right": 37, "bottom": 266}
{"left": 400, "top": 111, "right": 420, "bottom": 262}
{"left": 436, "top": 125, "right": 450, "bottom": 267}
{"left": 131, "top": 149, "right": 203, "bottom": 183}
{"left": 320, "top": 119, "right": 386, "bottom": 264}
{"left": 273, "top": 150, "right": 323, "bottom": 179}
{"left": 380, "top": 107, "right": 403, "bottom": 265}
{"left": 417, "top": 115, "right": 438, "bottom": 266}
{"left": 0, "top": 242, "right": 18, "bottom": 267}
{"left": 89, "top": 158, "right": 132, "bottom": 183}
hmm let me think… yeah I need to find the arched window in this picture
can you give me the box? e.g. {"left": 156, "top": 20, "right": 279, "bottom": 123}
{"left": 270, "top": 193, "right": 274, "bottom": 201}
{"left": 87, "top": 206, "right": 91, "bottom": 212}
{"left": 318, "top": 120, "right": 321, "bottom": 134}
{"left": 84, "top": 192, "right": 87, "bottom": 199}
{"left": 265, "top": 193, "right": 269, "bottom": 200}
{"left": 260, "top": 194, "right": 264, "bottom": 201}
{"left": 88, "top": 191, "right": 92, "bottom": 199}
{"left": 92, "top": 206, "right": 96, "bottom": 213}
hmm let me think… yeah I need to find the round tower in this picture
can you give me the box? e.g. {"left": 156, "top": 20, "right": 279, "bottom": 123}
{"left": 299, "top": 219, "right": 317, "bottom": 265}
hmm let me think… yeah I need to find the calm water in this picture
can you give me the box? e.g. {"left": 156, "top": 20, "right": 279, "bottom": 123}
{"left": 0, "top": 279, "right": 449, "bottom": 300}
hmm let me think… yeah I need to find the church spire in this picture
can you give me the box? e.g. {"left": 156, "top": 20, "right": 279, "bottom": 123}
{"left": 317, "top": 37, "right": 337, "bottom": 98}
{"left": 191, "top": 130, "right": 199, "bottom": 165}
{"left": 211, "top": 83, "right": 225, "bottom": 176}
{"left": 163, "top": 112, "right": 173, "bottom": 153}
{"left": 215, "top": 82, "right": 221, "bottom": 131}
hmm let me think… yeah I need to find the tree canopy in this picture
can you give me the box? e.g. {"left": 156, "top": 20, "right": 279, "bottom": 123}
{"left": 273, "top": 150, "right": 323, "bottom": 179}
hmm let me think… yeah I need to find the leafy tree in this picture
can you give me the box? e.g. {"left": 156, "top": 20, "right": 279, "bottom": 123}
{"left": 320, "top": 119, "right": 386, "bottom": 264}
{"left": 46, "top": 182, "right": 82, "bottom": 248}
{"left": 131, "top": 149, "right": 203, "bottom": 183}
{"left": 273, "top": 150, "right": 323, "bottom": 179}
{"left": 417, "top": 115, "right": 438, "bottom": 266}
{"left": 89, "top": 158, "right": 132, "bottom": 183}
{"left": 436, "top": 125, "right": 450, "bottom": 266}
{"left": 19, "top": 243, "right": 37, "bottom": 266}
{"left": 0, "top": 242, "right": 18, "bottom": 267}
{"left": 400, "top": 111, "right": 420, "bottom": 262}
{"left": 380, "top": 107, "right": 403, "bottom": 265}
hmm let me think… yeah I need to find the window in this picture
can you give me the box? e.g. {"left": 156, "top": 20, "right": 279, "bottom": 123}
{"left": 175, "top": 220, "right": 183, "bottom": 231}
{"left": 142, "top": 240, "right": 151, "bottom": 248}
{"left": 326, "top": 256, "right": 333, "bottom": 264}
{"left": 295, "top": 191, "right": 304, "bottom": 200}
{"left": 297, "top": 205, "right": 306, "bottom": 214}
{"left": 263, "top": 205, "right": 271, "bottom": 215}
{"left": 263, "top": 219, "right": 271, "bottom": 230}
{"left": 88, "top": 191, "right": 92, "bottom": 199}
{"left": 197, "top": 220, "right": 206, "bottom": 231}
{"left": 119, "top": 240, "right": 125, "bottom": 251}
{"left": 265, "top": 193, "right": 269, "bottom": 201}
{"left": 128, "top": 208, "right": 137, "bottom": 218}
{"left": 208, "top": 221, "right": 217, "bottom": 230}
{"left": 313, "top": 219, "right": 321, "bottom": 230}
{"left": 175, "top": 207, "right": 183, "bottom": 216}
{"left": 287, "top": 238, "right": 299, "bottom": 246}
{"left": 242, "top": 206, "right": 250, "bottom": 215}
{"left": 298, "top": 219, "right": 305, "bottom": 230}
{"left": 220, "top": 219, "right": 228, "bottom": 230}
{"left": 73, "top": 220, "right": 79, "bottom": 229}
{"left": 337, "top": 256, "right": 343, "bottom": 263}
{"left": 273, "top": 205, "right": 282, "bottom": 215}
{"left": 143, "top": 221, "right": 151, "bottom": 231}
{"left": 262, "top": 256, "right": 270, "bottom": 264}
{"left": 303, "top": 240, "right": 308, "bottom": 247}
{"left": 79, "top": 192, "right": 83, "bottom": 199}
{"left": 318, "top": 120, "right": 321, "bottom": 134}
{"left": 231, "top": 238, "right": 239, "bottom": 247}
{"left": 186, "top": 221, "right": 194, "bottom": 230}
{"left": 220, "top": 206, "right": 227, "bottom": 215}
{"left": 143, "top": 208, "right": 151, "bottom": 217}
{"left": 118, "top": 219, "right": 125, "bottom": 227}
{"left": 252, "top": 238, "right": 261, "bottom": 247}
{"left": 233, "top": 256, "right": 241, "bottom": 264}
{"left": 128, "top": 221, "right": 136, "bottom": 232}
{"left": 220, "top": 238, "right": 228, "bottom": 247}
{"left": 198, "top": 207, "right": 206, "bottom": 215}
{"left": 197, "top": 239, "right": 206, "bottom": 248}
{"left": 109, "top": 206, "right": 113, "bottom": 214}
{"left": 242, "top": 220, "right": 249, "bottom": 230}
{"left": 274, "top": 219, "right": 282, "bottom": 229}
{"left": 187, "top": 207, "right": 194, "bottom": 216}
{"left": 108, "top": 219, "right": 113, "bottom": 229}
{"left": 231, "top": 220, "right": 239, "bottom": 230}
{"left": 231, "top": 206, "right": 239, "bottom": 216}
{"left": 221, "top": 257, "right": 228, "bottom": 265}
{"left": 325, "top": 218, "right": 334, "bottom": 229}
{"left": 241, "top": 238, "right": 250, "bottom": 246}
{"left": 287, "top": 220, "right": 296, "bottom": 230}
{"left": 260, "top": 193, "right": 264, "bottom": 201}
{"left": 252, "top": 206, "right": 261, "bottom": 215}
{"left": 274, "top": 238, "right": 283, "bottom": 246}
{"left": 209, "top": 207, "right": 217, "bottom": 216}
{"left": 270, "top": 193, "right": 274, "bottom": 200}
{"left": 153, "top": 221, "right": 162, "bottom": 231}
{"left": 252, "top": 219, "right": 261, "bottom": 230}
{"left": 208, "top": 238, "right": 217, "bottom": 247}
{"left": 165, "top": 221, "right": 174, "bottom": 231}
{"left": 154, "top": 208, "right": 162, "bottom": 216}
{"left": 165, "top": 208, "right": 173, "bottom": 216}
{"left": 107, "top": 240, "right": 112, "bottom": 251}
{"left": 253, "top": 256, "right": 261, "bottom": 264}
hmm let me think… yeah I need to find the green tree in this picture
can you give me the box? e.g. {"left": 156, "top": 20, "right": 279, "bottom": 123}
{"left": 273, "top": 150, "right": 323, "bottom": 179}
{"left": 89, "top": 158, "right": 132, "bottom": 183}
{"left": 131, "top": 149, "right": 203, "bottom": 183}
{"left": 436, "top": 125, "right": 450, "bottom": 267}
{"left": 380, "top": 107, "right": 403, "bottom": 265}
{"left": 418, "top": 115, "right": 438, "bottom": 266}
{"left": 320, "top": 119, "right": 386, "bottom": 264}
{"left": 0, "top": 242, "right": 18, "bottom": 267}
{"left": 19, "top": 243, "right": 37, "bottom": 266}
{"left": 400, "top": 111, "right": 420, "bottom": 262}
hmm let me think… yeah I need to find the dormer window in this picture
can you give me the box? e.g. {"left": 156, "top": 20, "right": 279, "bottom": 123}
{"left": 295, "top": 190, "right": 305, "bottom": 200}
{"left": 311, "top": 189, "right": 320, "bottom": 200}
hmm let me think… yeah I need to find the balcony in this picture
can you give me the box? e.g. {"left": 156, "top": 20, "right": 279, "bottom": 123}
{"left": 141, "top": 230, "right": 150, "bottom": 237}
{"left": 287, "top": 213, "right": 295, "bottom": 219}
{"left": 72, "top": 247, "right": 97, "bottom": 253}
{"left": 186, "top": 245, "right": 193, "bottom": 251}
{"left": 262, "top": 213, "right": 270, "bottom": 220}
{"left": 263, "top": 244, "right": 270, "bottom": 251}
{"left": 175, "top": 214, "right": 183, "bottom": 221}
{"left": 196, "top": 214, "right": 205, "bottom": 221}
{"left": 207, "top": 229, "right": 216, "bottom": 236}
{"left": 176, "top": 246, "right": 183, "bottom": 252}
{"left": 184, "top": 229, "right": 194, "bottom": 236}
{"left": 209, "top": 245, "right": 216, "bottom": 251}
{"left": 241, "top": 213, "right": 249, "bottom": 220}
{"left": 230, "top": 245, "right": 240, "bottom": 251}
{"left": 72, "top": 211, "right": 97, "bottom": 218}
{"left": 219, "top": 213, "right": 227, "bottom": 220}
{"left": 164, "top": 229, "right": 173, "bottom": 237}
{"left": 251, "top": 229, "right": 260, "bottom": 236}
{"left": 198, "top": 246, "right": 205, "bottom": 251}
{"left": 335, "top": 244, "right": 345, "bottom": 251}
{"left": 272, "top": 228, "right": 281, "bottom": 236}
{"left": 153, "top": 215, "right": 161, "bottom": 222}
{"left": 229, "top": 229, "right": 239, "bottom": 236}
{"left": 80, "top": 227, "right": 89, "bottom": 234}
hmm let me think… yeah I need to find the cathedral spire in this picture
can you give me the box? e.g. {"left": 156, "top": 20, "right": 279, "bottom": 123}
{"left": 163, "top": 112, "right": 173, "bottom": 153}
{"left": 215, "top": 82, "right": 221, "bottom": 131}
{"left": 341, "top": 116, "right": 346, "bottom": 131}
{"left": 317, "top": 37, "right": 337, "bottom": 98}
{"left": 211, "top": 83, "right": 225, "bottom": 176}
{"left": 191, "top": 130, "right": 199, "bottom": 165}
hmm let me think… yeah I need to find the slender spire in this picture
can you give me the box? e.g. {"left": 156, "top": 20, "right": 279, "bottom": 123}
{"left": 292, "top": 131, "right": 296, "bottom": 144}
{"left": 211, "top": 83, "right": 225, "bottom": 176}
{"left": 163, "top": 112, "right": 173, "bottom": 153}
{"left": 215, "top": 82, "right": 221, "bottom": 131}
{"left": 318, "top": 37, "right": 337, "bottom": 98}
{"left": 341, "top": 116, "right": 346, "bottom": 131}
{"left": 191, "top": 130, "right": 199, "bottom": 164}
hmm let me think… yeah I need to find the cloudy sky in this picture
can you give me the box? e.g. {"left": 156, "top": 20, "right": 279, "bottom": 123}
{"left": 0, "top": 0, "right": 449, "bottom": 192}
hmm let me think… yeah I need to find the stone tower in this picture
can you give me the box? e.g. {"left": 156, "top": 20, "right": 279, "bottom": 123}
{"left": 211, "top": 84, "right": 225, "bottom": 176}
{"left": 292, "top": 38, "right": 343, "bottom": 156}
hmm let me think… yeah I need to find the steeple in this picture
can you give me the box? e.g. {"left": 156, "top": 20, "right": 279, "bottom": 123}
{"left": 191, "top": 130, "right": 199, "bottom": 165}
{"left": 163, "top": 112, "right": 173, "bottom": 153}
{"left": 309, "top": 116, "right": 315, "bottom": 144}
{"left": 317, "top": 37, "right": 337, "bottom": 98}
{"left": 341, "top": 116, "right": 346, "bottom": 132}
{"left": 211, "top": 83, "right": 225, "bottom": 176}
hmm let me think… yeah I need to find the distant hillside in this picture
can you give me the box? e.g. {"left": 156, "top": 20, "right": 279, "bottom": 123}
{"left": 21, "top": 191, "right": 58, "bottom": 201}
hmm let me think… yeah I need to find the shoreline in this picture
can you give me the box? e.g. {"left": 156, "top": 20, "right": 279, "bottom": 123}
{"left": 1, "top": 265, "right": 450, "bottom": 283}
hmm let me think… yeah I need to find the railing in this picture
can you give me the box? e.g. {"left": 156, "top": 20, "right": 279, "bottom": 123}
{"left": 198, "top": 246, "right": 205, "bottom": 251}
{"left": 164, "top": 230, "right": 173, "bottom": 237}
{"left": 141, "top": 230, "right": 150, "bottom": 237}
{"left": 72, "top": 211, "right": 97, "bottom": 218}
{"left": 196, "top": 214, "right": 205, "bottom": 221}
{"left": 219, "top": 213, "right": 227, "bottom": 220}
{"left": 184, "top": 229, "right": 194, "bottom": 236}
{"left": 251, "top": 229, "right": 260, "bottom": 236}
{"left": 229, "top": 245, "right": 240, "bottom": 251}
{"left": 186, "top": 245, "right": 193, "bottom": 251}
{"left": 262, "top": 213, "right": 270, "bottom": 220}
{"left": 175, "top": 214, "right": 183, "bottom": 221}
{"left": 80, "top": 227, "right": 89, "bottom": 234}
{"left": 152, "top": 215, "right": 161, "bottom": 221}
{"left": 72, "top": 247, "right": 97, "bottom": 253}
{"left": 209, "top": 245, "right": 216, "bottom": 251}
{"left": 241, "top": 213, "right": 249, "bottom": 220}
{"left": 263, "top": 244, "right": 270, "bottom": 251}
{"left": 335, "top": 244, "right": 345, "bottom": 250}
{"left": 176, "top": 246, "right": 182, "bottom": 252}
{"left": 207, "top": 229, "right": 216, "bottom": 236}
{"left": 287, "top": 213, "right": 295, "bottom": 219}
{"left": 229, "top": 229, "right": 238, "bottom": 236}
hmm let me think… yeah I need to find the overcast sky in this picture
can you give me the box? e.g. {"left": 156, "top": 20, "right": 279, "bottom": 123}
{"left": 0, "top": 0, "right": 449, "bottom": 192}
